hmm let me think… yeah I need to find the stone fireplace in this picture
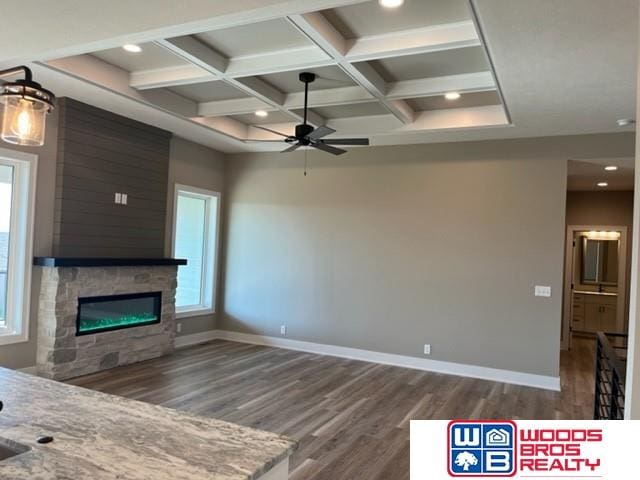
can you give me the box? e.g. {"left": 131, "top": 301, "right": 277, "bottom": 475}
{"left": 35, "top": 258, "right": 185, "bottom": 380}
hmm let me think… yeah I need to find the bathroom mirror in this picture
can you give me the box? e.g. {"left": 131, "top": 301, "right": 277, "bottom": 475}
{"left": 581, "top": 237, "right": 618, "bottom": 285}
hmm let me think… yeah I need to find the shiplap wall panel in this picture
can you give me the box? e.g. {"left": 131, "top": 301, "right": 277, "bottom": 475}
{"left": 54, "top": 98, "right": 171, "bottom": 257}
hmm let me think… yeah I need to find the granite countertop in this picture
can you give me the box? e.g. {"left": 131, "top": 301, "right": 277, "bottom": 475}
{"left": 0, "top": 368, "right": 296, "bottom": 479}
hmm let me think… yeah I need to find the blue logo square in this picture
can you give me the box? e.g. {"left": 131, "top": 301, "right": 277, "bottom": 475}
{"left": 448, "top": 421, "right": 516, "bottom": 477}
{"left": 450, "top": 449, "right": 482, "bottom": 474}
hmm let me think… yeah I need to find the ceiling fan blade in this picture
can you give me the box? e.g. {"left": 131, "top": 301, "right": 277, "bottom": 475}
{"left": 245, "top": 139, "right": 286, "bottom": 143}
{"left": 282, "top": 143, "right": 301, "bottom": 153}
{"left": 254, "top": 125, "right": 291, "bottom": 138}
{"left": 312, "top": 142, "right": 346, "bottom": 156}
{"left": 307, "top": 125, "right": 336, "bottom": 140}
{"left": 320, "top": 138, "right": 369, "bottom": 146}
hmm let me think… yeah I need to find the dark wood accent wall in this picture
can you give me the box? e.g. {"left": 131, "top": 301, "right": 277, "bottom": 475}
{"left": 54, "top": 98, "right": 171, "bottom": 257}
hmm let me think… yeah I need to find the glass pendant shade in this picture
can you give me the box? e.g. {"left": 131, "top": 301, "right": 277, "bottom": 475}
{"left": 1, "top": 96, "right": 47, "bottom": 146}
{"left": 0, "top": 76, "right": 54, "bottom": 147}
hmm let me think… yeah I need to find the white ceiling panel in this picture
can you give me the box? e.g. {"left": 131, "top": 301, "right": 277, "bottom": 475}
{"left": 230, "top": 111, "right": 294, "bottom": 125}
{"left": 167, "top": 81, "right": 248, "bottom": 102}
{"left": 306, "top": 101, "right": 389, "bottom": 119}
{"left": 407, "top": 91, "right": 500, "bottom": 111}
{"left": 260, "top": 66, "right": 356, "bottom": 94}
{"left": 369, "top": 46, "right": 490, "bottom": 82}
{"left": 323, "top": 0, "right": 471, "bottom": 39}
{"left": 195, "top": 18, "right": 311, "bottom": 58}
{"left": 91, "top": 42, "right": 188, "bottom": 72}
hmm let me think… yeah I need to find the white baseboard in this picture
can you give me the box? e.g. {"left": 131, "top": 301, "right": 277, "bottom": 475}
{"left": 18, "top": 330, "right": 560, "bottom": 391}
{"left": 175, "top": 329, "right": 219, "bottom": 349}
{"left": 213, "top": 330, "right": 561, "bottom": 391}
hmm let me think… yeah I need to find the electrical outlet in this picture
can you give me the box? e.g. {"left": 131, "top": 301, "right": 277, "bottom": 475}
{"left": 176, "top": 323, "right": 182, "bottom": 333}
{"left": 280, "top": 325, "right": 286, "bottom": 336}
{"left": 121, "top": 193, "right": 128, "bottom": 205}
{"left": 114, "top": 192, "right": 122, "bottom": 204}
{"left": 423, "top": 344, "right": 431, "bottom": 355}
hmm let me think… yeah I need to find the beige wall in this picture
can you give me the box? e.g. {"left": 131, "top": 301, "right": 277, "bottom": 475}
{"left": 566, "top": 191, "right": 634, "bottom": 227}
{"left": 221, "top": 134, "right": 634, "bottom": 378}
{"left": 165, "top": 136, "right": 225, "bottom": 337}
{"left": 0, "top": 111, "right": 58, "bottom": 370}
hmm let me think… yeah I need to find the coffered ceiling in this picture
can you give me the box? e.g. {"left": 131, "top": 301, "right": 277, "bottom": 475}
{"left": 2, "top": 0, "right": 636, "bottom": 154}
{"left": 32, "top": 0, "right": 506, "bottom": 151}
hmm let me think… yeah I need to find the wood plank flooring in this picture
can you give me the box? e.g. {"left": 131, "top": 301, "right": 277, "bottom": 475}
{"left": 69, "top": 337, "right": 595, "bottom": 480}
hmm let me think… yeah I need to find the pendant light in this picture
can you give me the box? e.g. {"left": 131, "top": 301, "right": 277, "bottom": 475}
{"left": 0, "top": 66, "right": 55, "bottom": 147}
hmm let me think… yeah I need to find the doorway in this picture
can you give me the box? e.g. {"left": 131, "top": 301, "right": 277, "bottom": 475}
{"left": 562, "top": 226, "right": 628, "bottom": 350}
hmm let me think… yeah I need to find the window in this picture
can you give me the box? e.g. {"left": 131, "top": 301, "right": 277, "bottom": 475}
{"left": 172, "top": 184, "right": 220, "bottom": 317}
{"left": 0, "top": 148, "right": 36, "bottom": 345}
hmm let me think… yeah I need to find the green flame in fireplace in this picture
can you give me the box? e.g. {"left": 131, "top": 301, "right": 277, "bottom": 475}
{"left": 78, "top": 312, "right": 159, "bottom": 334}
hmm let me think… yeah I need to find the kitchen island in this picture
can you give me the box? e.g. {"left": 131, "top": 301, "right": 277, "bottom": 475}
{"left": 0, "top": 367, "right": 295, "bottom": 479}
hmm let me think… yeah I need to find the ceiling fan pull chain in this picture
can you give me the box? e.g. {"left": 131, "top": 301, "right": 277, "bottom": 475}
{"left": 304, "top": 148, "right": 308, "bottom": 176}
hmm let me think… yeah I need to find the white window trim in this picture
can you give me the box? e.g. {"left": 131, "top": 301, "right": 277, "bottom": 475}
{"left": 171, "top": 183, "right": 221, "bottom": 319}
{"left": 0, "top": 147, "right": 37, "bottom": 346}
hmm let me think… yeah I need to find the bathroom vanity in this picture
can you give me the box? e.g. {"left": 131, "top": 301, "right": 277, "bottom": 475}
{"left": 572, "top": 290, "right": 617, "bottom": 334}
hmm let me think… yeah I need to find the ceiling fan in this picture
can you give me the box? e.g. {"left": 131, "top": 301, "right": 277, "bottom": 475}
{"left": 251, "top": 72, "right": 369, "bottom": 156}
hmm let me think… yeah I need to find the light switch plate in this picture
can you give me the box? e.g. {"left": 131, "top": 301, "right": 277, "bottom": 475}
{"left": 535, "top": 285, "right": 552, "bottom": 297}
{"left": 114, "top": 192, "right": 122, "bottom": 204}
{"left": 121, "top": 193, "right": 128, "bottom": 205}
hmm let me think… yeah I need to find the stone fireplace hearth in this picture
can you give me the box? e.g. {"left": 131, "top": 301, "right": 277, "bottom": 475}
{"left": 34, "top": 258, "right": 185, "bottom": 380}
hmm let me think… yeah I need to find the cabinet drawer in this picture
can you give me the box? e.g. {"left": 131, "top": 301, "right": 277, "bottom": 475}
{"left": 572, "top": 303, "right": 584, "bottom": 313}
{"left": 573, "top": 294, "right": 584, "bottom": 302}
{"left": 572, "top": 317, "right": 585, "bottom": 331}
{"left": 583, "top": 294, "right": 617, "bottom": 305}
{"left": 599, "top": 296, "right": 617, "bottom": 306}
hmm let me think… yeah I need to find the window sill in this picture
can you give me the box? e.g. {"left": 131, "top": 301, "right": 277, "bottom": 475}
{"left": 176, "top": 308, "right": 216, "bottom": 319}
{"left": 0, "top": 331, "right": 29, "bottom": 346}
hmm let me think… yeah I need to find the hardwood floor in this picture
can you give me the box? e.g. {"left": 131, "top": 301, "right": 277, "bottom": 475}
{"left": 69, "top": 337, "right": 596, "bottom": 480}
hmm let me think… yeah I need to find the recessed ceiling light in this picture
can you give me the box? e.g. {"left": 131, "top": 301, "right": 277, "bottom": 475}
{"left": 123, "top": 44, "right": 142, "bottom": 53}
{"left": 444, "top": 92, "right": 461, "bottom": 101}
{"left": 255, "top": 110, "right": 268, "bottom": 118}
{"left": 604, "top": 165, "right": 618, "bottom": 171}
{"left": 597, "top": 182, "right": 608, "bottom": 187}
{"left": 379, "top": 0, "right": 404, "bottom": 8}
{"left": 616, "top": 118, "right": 635, "bottom": 127}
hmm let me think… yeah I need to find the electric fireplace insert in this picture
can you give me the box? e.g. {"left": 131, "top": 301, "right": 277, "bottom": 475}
{"left": 76, "top": 291, "right": 162, "bottom": 336}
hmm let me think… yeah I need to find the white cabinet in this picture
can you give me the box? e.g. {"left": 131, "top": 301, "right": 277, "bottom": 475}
{"left": 572, "top": 292, "right": 617, "bottom": 334}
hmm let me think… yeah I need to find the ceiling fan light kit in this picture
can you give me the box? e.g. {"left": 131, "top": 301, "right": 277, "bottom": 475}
{"left": 253, "top": 72, "right": 370, "bottom": 156}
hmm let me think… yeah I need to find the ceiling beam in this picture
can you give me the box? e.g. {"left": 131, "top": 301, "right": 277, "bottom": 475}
{"left": 155, "top": 36, "right": 326, "bottom": 126}
{"left": 45, "top": 55, "right": 198, "bottom": 118}
{"left": 130, "top": 64, "right": 216, "bottom": 90}
{"left": 288, "top": 12, "right": 415, "bottom": 124}
{"left": 386, "top": 72, "right": 495, "bottom": 99}
{"left": 132, "top": 46, "right": 333, "bottom": 90}
{"left": 130, "top": 22, "right": 481, "bottom": 95}
{"left": 244, "top": 104, "right": 508, "bottom": 140}
{"left": 345, "top": 21, "right": 480, "bottom": 62}
{"left": 198, "top": 73, "right": 496, "bottom": 117}
{"left": 225, "top": 46, "right": 333, "bottom": 78}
